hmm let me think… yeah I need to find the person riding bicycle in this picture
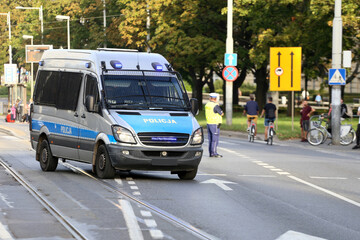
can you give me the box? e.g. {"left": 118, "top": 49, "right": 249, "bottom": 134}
{"left": 260, "top": 96, "right": 276, "bottom": 142}
{"left": 244, "top": 94, "right": 259, "bottom": 139}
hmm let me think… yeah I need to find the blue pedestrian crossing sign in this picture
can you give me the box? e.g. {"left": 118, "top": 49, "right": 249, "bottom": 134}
{"left": 224, "top": 53, "right": 237, "bottom": 66}
{"left": 328, "top": 69, "right": 346, "bottom": 85}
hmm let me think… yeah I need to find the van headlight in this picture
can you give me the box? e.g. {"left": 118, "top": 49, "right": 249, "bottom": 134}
{"left": 112, "top": 125, "right": 136, "bottom": 144}
{"left": 191, "top": 127, "right": 203, "bottom": 145}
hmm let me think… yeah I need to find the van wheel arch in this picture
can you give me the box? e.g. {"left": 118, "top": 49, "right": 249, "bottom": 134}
{"left": 92, "top": 140, "right": 105, "bottom": 173}
{"left": 36, "top": 134, "right": 49, "bottom": 161}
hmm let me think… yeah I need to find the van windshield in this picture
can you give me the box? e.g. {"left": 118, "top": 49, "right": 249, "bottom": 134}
{"left": 103, "top": 72, "right": 189, "bottom": 110}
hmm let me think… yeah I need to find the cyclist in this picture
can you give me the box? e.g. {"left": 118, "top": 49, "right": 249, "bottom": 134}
{"left": 260, "top": 97, "right": 276, "bottom": 142}
{"left": 244, "top": 94, "right": 259, "bottom": 139}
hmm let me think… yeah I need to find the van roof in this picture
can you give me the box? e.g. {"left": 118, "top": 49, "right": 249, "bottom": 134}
{"left": 40, "top": 49, "right": 171, "bottom": 72}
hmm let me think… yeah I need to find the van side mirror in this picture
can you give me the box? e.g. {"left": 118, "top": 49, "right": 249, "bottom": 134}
{"left": 190, "top": 98, "right": 199, "bottom": 116}
{"left": 85, "top": 95, "right": 96, "bottom": 112}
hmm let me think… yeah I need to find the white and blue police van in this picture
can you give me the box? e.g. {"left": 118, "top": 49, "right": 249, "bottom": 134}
{"left": 30, "top": 48, "right": 203, "bottom": 180}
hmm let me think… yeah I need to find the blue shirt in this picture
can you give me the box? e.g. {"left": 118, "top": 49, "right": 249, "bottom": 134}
{"left": 245, "top": 100, "right": 259, "bottom": 115}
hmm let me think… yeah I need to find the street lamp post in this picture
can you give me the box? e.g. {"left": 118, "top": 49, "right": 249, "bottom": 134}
{"left": 23, "top": 35, "right": 34, "bottom": 98}
{"left": 16, "top": 6, "right": 43, "bottom": 44}
{"left": 56, "top": 15, "right": 71, "bottom": 49}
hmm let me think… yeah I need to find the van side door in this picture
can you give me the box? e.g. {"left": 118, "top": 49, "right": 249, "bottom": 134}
{"left": 78, "top": 74, "right": 101, "bottom": 162}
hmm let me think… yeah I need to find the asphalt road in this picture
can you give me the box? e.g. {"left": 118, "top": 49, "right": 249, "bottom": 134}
{"left": 0, "top": 119, "right": 359, "bottom": 240}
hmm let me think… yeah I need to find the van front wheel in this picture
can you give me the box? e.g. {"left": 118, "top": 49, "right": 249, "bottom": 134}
{"left": 177, "top": 168, "right": 197, "bottom": 180}
{"left": 39, "top": 140, "right": 58, "bottom": 171}
{"left": 95, "top": 145, "right": 115, "bottom": 179}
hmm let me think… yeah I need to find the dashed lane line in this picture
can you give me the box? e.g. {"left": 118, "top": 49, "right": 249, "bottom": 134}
{"left": 309, "top": 177, "right": 348, "bottom": 180}
{"left": 120, "top": 199, "right": 144, "bottom": 240}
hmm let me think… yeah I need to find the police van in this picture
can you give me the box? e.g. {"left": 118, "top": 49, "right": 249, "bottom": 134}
{"left": 30, "top": 49, "right": 203, "bottom": 180}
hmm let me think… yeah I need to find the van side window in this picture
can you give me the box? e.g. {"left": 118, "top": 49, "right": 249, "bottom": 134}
{"left": 56, "top": 72, "right": 83, "bottom": 111}
{"left": 34, "top": 70, "right": 60, "bottom": 106}
{"left": 84, "top": 75, "right": 99, "bottom": 105}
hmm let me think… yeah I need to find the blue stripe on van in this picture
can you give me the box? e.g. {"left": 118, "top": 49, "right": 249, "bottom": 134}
{"left": 32, "top": 119, "right": 117, "bottom": 143}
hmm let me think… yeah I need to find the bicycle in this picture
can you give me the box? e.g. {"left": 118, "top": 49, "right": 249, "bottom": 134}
{"left": 248, "top": 117, "right": 256, "bottom": 142}
{"left": 267, "top": 120, "right": 275, "bottom": 145}
{"left": 307, "top": 115, "right": 355, "bottom": 146}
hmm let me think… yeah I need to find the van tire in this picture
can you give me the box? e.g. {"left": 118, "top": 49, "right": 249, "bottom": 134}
{"left": 177, "top": 168, "right": 197, "bottom": 180}
{"left": 95, "top": 145, "right": 115, "bottom": 179}
{"left": 39, "top": 140, "right": 58, "bottom": 171}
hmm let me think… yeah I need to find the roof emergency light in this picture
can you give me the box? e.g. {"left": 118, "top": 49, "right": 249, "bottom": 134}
{"left": 152, "top": 62, "right": 163, "bottom": 72}
{"left": 110, "top": 60, "right": 123, "bottom": 69}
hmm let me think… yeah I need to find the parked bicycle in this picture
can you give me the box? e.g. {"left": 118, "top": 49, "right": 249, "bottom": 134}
{"left": 307, "top": 115, "right": 355, "bottom": 146}
{"left": 248, "top": 117, "right": 256, "bottom": 142}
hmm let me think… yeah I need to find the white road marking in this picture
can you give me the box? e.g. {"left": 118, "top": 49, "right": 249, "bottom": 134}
{"left": 133, "top": 191, "right": 141, "bottom": 196}
{"left": 0, "top": 193, "right": 14, "bottom": 208}
{"left": 309, "top": 176, "right": 347, "bottom": 180}
{"left": 219, "top": 141, "right": 237, "bottom": 145}
{"left": 0, "top": 222, "right": 13, "bottom": 240}
{"left": 264, "top": 166, "right": 276, "bottom": 169}
{"left": 197, "top": 173, "right": 227, "bottom": 176}
{"left": 149, "top": 229, "right": 164, "bottom": 239}
{"left": 257, "top": 163, "right": 269, "bottom": 166}
{"left": 277, "top": 172, "right": 290, "bottom": 175}
{"left": 115, "top": 178, "right": 123, "bottom": 186}
{"left": 288, "top": 176, "right": 360, "bottom": 208}
{"left": 252, "top": 161, "right": 263, "bottom": 163}
{"left": 219, "top": 148, "right": 237, "bottom": 154}
{"left": 130, "top": 186, "right": 139, "bottom": 190}
{"left": 144, "top": 219, "right": 157, "bottom": 228}
{"left": 238, "top": 175, "right": 276, "bottom": 178}
{"left": 119, "top": 199, "right": 144, "bottom": 240}
{"left": 270, "top": 169, "right": 283, "bottom": 172}
{"left": 128, "top": 181, "right": 136, "bottom": 185}
{"left": 126, "top": 177, "right": 133, "bottom": 181}
{"left": 276, "top": 230, "right": 327, "bottom": 240}
{"left": 201, "top": 179, "right": 237, "bottom": 191}
{"left": 140, "top": 210, "right": 152, "bottom": 217}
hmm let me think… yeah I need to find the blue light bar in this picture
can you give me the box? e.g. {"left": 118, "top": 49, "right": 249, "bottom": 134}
{"left": 85, "top": 62, "right": 91, "bottom": 68}
{"left": 110, "top": 60, "right": 123, "bottom": 69}
{"left": 152, "top": 62, "right": 163, "bottom": 72}
{"left": 39, "top": 60, "right": 44, "bottom": 66}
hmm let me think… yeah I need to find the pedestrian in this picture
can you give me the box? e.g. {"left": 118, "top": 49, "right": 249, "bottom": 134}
{"left": 352, "top": 106, "right": 360, "bottom": 149}
{"left": 260, "top": 97, "right": 276, "bottom": 141}
{"left": 11, "top": 104, "right": 16, "bottom": 121}
{"left": 205, "top": 93, "right": 224, "bottom": 158}
{"left": 300, "top": 100, "right": 315, "bottom": 142}
{"left": 315, "top": 94, "right": 322, "bottom": 106}
{"left": 5, "top": 109, "right": 14, "bottom": 123}
{"left": 244, "top": 94, "right": 259, "bottom": 138}
{"left": 340, "top": 99, "right": 350, "bottom": 119}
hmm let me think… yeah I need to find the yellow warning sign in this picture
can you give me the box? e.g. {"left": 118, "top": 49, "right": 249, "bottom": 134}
{"left": 270, "top": 47, "right": 301, "bottom": 91}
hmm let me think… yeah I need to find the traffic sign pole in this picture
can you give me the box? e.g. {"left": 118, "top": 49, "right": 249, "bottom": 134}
{"left": 225, "top": 0, "right": 234, "bottom": 126}
{"left": 331, "top": 0, "right": 343, "bottom": 145}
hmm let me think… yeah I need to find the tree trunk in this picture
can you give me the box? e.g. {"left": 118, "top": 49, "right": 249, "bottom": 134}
{"left": 254, "top": 66, "right": 268, "bottom": 111}
{"left": 233, "top": 66, "right": 247, "bottom": 105}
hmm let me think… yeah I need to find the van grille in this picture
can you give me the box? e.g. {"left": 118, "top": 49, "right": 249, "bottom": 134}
{"left": 138, "top": 132, "right": 189, "bottom": 146}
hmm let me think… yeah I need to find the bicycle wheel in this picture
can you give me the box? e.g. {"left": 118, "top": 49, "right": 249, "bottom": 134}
{"left": 351, "top": 128, "right": 356, "bottom": 143}
{"left": 319, "top": 127, "right": 328, "bottom": 144}
{"left": 307, "top": 128, "right": 324, "bottom": 146}
{"left": 269, "top": 129, "right": 274, "bottom": 145}
{"left": 250, "top": 125, "right": 255, "bottom": 142}
{"left": 340, "top": 130, "right": 354, "bottom": 146}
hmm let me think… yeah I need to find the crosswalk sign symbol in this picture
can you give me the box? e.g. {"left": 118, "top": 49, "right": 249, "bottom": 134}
{"left": 329, "top": 69, "right": 346, "bottom": 85}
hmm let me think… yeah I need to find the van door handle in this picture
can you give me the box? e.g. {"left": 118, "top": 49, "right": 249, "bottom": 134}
{"left": 74, "top": 113, "right": 79, "bottom": 117}
{"left": 81, "top": 114, "right": 86, "bottom": 118}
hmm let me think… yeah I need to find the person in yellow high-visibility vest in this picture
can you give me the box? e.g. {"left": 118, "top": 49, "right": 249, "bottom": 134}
{"left": 205, "top": 93, "right": 224, "bottom": 157}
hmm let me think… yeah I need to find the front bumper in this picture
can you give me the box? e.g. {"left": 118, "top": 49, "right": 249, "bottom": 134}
{"left": 107, "top": 144, "right": 203, "bottom": 171}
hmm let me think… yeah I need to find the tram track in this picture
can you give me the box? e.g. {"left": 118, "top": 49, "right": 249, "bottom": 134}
{"left": 0, "top": 157, "right": 87, "bottom": 240}
{"left": 60, "top": 161, "right": 218, "bottom": 240}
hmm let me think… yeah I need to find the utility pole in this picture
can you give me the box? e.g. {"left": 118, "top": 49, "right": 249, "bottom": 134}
{"left": 331, "top": 0, "right": 342, "bottom": 144}
{"left": 146, "top": 2, "right": 151, "bottom": 53}
{"left": 102, "top": 0, "right": 107, "bottom": 48}
{"left": 225, "top": 0, "right": 233, "bottom": 125}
